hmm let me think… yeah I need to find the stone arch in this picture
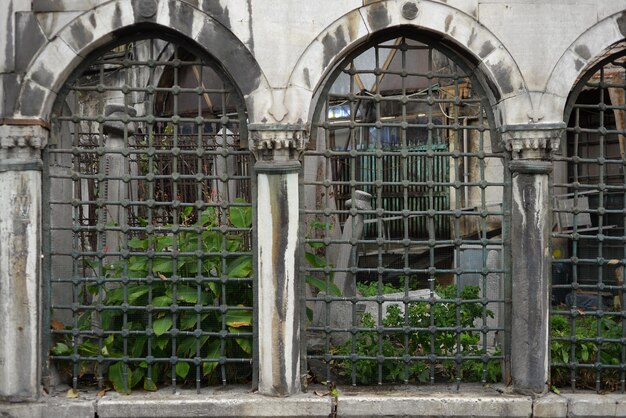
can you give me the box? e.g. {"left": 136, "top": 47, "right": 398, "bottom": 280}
{"left": 543, "top": 11, "right": 626, "bottom": 123}
{"left": 15, "top": 0, "right": 271, "bottom": 122}
{"left": 285, "top": 0, "right": 531, "bottom": 127}
{"left": 299, "top": 5, "right": 514, "bottom": 383}
{"left": 42, "top": 15, "right": 260, "bottom": 391}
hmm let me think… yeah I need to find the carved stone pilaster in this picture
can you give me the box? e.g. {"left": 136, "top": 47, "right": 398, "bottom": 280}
{"left": 0, "top": 124, "right": 49, "bottom": 171}
{"left": 502, "top": 122, "right": 564, "bottom": 394}
{"left": 250, "top": 122, "right": 306, "bottom": 395}
{"left": 500, "top": 123, "right": 565, "bottom": 160}
{"left": 248, "top": 124, "right": 308, "bottom": 165}
{"left": 0, "top": 123, "right": 47, "bottom": 400}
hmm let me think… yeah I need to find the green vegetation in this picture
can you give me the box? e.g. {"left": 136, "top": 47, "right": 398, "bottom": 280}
{"left": 303, "top": 220, "right": 341, "bottom": 321}
{"left": 334, "top": 284, "right": 502, "bottom": 384}
{"left": 550, "top": 313, "right": 623, "bottom": 391}
{"left": 356, "top": 281, "right": 404, "bottom": 297}
{"left": 51, "top": 202, "right": 253, "bottom": 394}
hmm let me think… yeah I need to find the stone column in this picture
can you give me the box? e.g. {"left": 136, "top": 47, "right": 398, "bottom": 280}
{"left": 501, "top": 123, "right": 563, "bottom": 395}
{"left": 102, "top": 104, "right": 136, "bottom": 258}
{"left": 0, "top": 123, "right": 48, "bottom": 400}
{"left": 215, "top": 127, "right": 238, "bottom": 203}
{"left": 333, "top": 190, "right": 372, "bottom": 298}
{"left": 249, "top": 124, "right": 306, "bottom": 396}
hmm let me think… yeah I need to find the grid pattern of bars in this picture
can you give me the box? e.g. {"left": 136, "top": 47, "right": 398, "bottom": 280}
{"left": 44, "top": 37, "right": 254, "bottom": 393}
{"left": 333, "top": 143, "right": 451, "bottom": 239}
{"left": 551, "top": 49, "right": 626, "bottom": 393}
{"left": 303, "top": 37, "right": 508, "bottom": 387}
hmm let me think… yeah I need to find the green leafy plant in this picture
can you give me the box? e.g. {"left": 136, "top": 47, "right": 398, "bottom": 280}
{"left": 550, "top": 313, "right": 623, "bottom": 391}
{"left": 357, "top": 281, "right": 403, "bottom": 297}
{"left": 334, "top": 284, "right": 501, "bottom": 384}
{"left": 51, "top": 201, "right": 253, "bottom": 393}
{"left": 303, "top": 220, "right": 341, "bottom": 321}
{"left": 304, "top": 251, "right": 341, "bottom": 298}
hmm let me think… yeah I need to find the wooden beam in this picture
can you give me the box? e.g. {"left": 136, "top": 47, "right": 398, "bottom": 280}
{"left": 191, "top": 65, "right": 213, "bottom": 113}
{"left": 370, "top": 38, "right": 403, "bottom": 93}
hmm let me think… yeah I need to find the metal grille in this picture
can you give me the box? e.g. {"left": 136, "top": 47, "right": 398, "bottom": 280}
{"left": 303, "top": 36, "right": 508, "bottom": 387}
{"left": 43, "top": 36, "right": 254, "bottom": 393}
{"left": 551, "top": 46, "right": 626, "bottom": 393}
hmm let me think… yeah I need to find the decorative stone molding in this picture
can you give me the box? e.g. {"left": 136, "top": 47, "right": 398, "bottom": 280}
{"left": 248, "top": 123, "right": 308, "bottom": 164}
{"left": 499, "top": 123, "right": 565, "bottom": 160}
{"left": 0, "top": 124, "right": 49, "bottom": 170}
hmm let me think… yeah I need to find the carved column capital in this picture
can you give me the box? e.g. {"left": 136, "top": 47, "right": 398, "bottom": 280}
{"left": 248, "top": 123, "right": 308, "bottom": 166}
{"left": 0, "top": 124, "right": 49, "bottom": 171}
{"left": 500, "top": 123, "right": 565, "bottom": 160}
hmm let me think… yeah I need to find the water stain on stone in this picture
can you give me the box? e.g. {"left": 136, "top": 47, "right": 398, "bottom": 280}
{"left": 479, "top": 41, "right": 495, "bottom": 59}
{"left": 321, "top": 27, "right": 348, "bottom": 67}
{"left": 69, "top": 19, "right": 94, "bottom": 49}
{"left": 491, "top": 61, "right": 514, "bottom": 95}
{"left": 6, "top": 2, "right": 13, "bottom": 70}
{"left": 618, "top": 12, "right": 626, "bottom": 37}
{"left": 574, "top": 44, "right": 590, "bottom": 60}
{"left": 345, "top": 10, "right": 361, "bottom": 40}
{"left": 33, "top": 66, "right": 54, "bottom": 88}
{"left": 168, "top": 2, "right": 193, "bottom": 35}
{"left": 303, "top": 68, "right": 311, "bottom": 89}
{"left": 10, "top": 178, "right": 31, "bottom": 358}
{"left": 246, "top": 0, "right": 254, "bottom": 53}
{"left": 269, "top": 176, "right": 288, "bottom": 323}
{"left": 196, "top": 15, "right": 219, "bottom": 48}
{"left": 444, "top": 15, "right": 453, "bottom": 33}
{"left": 203, "top": 0, "right": 231, "bottom": 31}
{"left": 575, "top": 58, "right": 584, "bottom": 71}
{"left": 468, "top": 27, "right": 477, "bottom": 47}
{"left": 1, "top": 73, "right": 18, "bottom": 116}
{"left": 112, "top": 3, "right": 122, "bottom": 29}
{"left": 195, "top": 18, "right": 261, "bottom": 95}
{"left": 15, "top": 13, "right": 46, "bottom": 72}
{"left": 367, "top": 3, "right": 390, "bottom": 30}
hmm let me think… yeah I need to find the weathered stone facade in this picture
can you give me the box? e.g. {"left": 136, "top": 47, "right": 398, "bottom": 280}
{"left": 1, "top": 0, "right": 626, "bottom": 415}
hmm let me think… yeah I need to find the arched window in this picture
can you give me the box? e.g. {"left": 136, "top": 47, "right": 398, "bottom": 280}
{"left": 302, "top": 34, "right": 508, "bottom": 386}
{"left": 550, "top": 42, "right": 626, "bottom": 393}
{"left": 44, "top": 33, "right": 254, "bottom": 393}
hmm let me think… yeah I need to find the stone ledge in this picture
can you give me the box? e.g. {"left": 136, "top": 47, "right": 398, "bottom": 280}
{"left": 561, "top": 392, "right": 626, "bottom": 418}
{"left": 2, "top": 386, "right": 626, "bottom": 417}
{"left": 336, "top": 385, "right": 532, "bottom": 418}
{"left": 533, "top": 392, "right": 568, "bottom": 418}
{"left": 96, "top": 389, "right": 330, "bottom": 418}
{"left": 0, "top": 399, "right": 95, "bottom": 418}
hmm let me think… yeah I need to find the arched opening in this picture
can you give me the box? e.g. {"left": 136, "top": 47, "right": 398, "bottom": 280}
{"left": 43, "top": 32, "right": 254, "bottom": 393}
{"left": 302, "top": 32, "right": 509, "bottom": 386}
{"left": 550, "top": 41, "right": 626, "bottom": 393}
